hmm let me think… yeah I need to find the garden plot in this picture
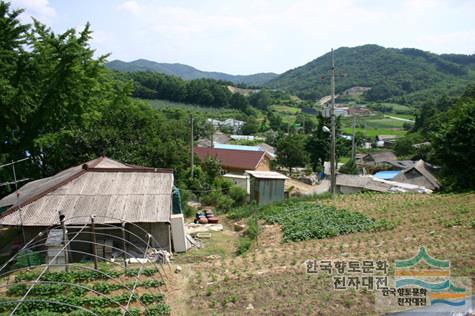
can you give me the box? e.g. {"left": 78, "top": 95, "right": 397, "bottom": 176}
{"left": 171, "top": 193, "right": 475, "bottom": 315}
{"left": 0, "top": 264, "right": 170, "bottom": 315}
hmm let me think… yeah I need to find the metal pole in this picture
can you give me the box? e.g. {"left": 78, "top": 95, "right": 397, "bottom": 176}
{"left": 90, "top": 216, "right": 98, "bottom": 270}
{"left": 330, "top": 49, "right": 337, "bottom": 196}
{"left": 190, "top": 115, "right": 194, "bottom": 178}
{"left": 0, "top": 157, "right": 30, "bottom": 169}
{"left": 121, "top": 221, "right": 128, "bottom": 270}
{"left": 59, "top": 211, "right": 69, "bottom": 272}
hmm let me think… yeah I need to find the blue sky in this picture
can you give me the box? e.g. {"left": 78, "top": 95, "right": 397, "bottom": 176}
{"left": 11, "top": 0, "right": 475, "bottom": 74}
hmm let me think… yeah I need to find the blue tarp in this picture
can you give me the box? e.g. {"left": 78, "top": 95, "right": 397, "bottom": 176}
{"left": 373, "top": 170, "right": 401, "bottom": 180}
{"left": 213, "top": 143, "right": 263, "bottom": 152}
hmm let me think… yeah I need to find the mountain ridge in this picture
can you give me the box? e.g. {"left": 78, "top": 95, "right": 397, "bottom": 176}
{"left": 106, "top": 59, "right": 278, "bottom": 86}
{"left": 265, "top": 44, "right": 475, "bottom": 103}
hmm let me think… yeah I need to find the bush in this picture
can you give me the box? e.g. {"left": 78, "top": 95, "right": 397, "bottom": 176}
{"left": 229, "top": 186, "right": 247, "bottom": 206}
{"left": 235, "top": 237, "right": 252, "bottom": 255}
{"left": 339, "top": 159, "right": 358, "bottom": 175}
{"left": 201, "top": 189, "right": 234, "bottom": 212}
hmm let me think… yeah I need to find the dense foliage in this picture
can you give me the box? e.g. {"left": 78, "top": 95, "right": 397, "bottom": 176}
{"left": 266, "top": 44, "right": 475, "bottom": 105}
{"left": 395, "top": 84, "right": 475, "bottom": 190}
{"left": 0, "top": 2, "right": 213, "bottom": 197}
{"left": 124, "top": 70, "right": 272, "bottom": 110}
{"left": 430, "top": 86, "right": 475, "bottom": 190}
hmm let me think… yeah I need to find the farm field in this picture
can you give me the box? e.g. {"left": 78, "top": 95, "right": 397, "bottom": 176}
{"left": 0, "top": 264, "right": 171, "bottom": 315}
{"left": 169, "top": 193, "right": 475, "bottom": 315}
{"left": 142, "top": 99, "right": 243, "bottom": 118}
{"left": 342, "top": 127, "right": 407, "bottom": 137}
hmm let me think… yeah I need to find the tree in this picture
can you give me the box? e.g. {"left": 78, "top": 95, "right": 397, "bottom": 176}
{"left": 432, "top": 95, "right": 475, "bottom": 190}
{"left": 249, "top": 90, "right": 271, "bottom": 110}
{"left": 276, "top": 134, "right": 309, "bottom": 174}
{"left": 241, "top": 117, "right": 259, "bottom": 135}
{"left": 230, "top": 93, "right": 249, "bottom": 110}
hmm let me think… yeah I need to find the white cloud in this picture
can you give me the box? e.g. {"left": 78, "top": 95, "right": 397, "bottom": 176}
{"left": 104, "top": 0, "right": 475, "bottom": 73}
{"left": 17, "top": 0, "right": 473, "bottom": 74}
{"left": 117, "top": 0, "right": 142, "bottom": 15}
{"left": 12, "top": 0, "right": 56, "bottom": 22}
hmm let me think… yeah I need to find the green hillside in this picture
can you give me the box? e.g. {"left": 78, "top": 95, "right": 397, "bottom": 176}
{"left": 265, "top": 44, "right": 475, "bottom": 104}
{"left": 106, "top": 59, "right": 278, "bottom": 86}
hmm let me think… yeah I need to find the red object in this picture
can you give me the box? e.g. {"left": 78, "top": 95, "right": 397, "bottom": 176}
{"left": 199, "top": 217, "right": 208, "bottom": 224}
{"left": 207, "top": 217, "right": 219, "bottom": 224}
{"left": 194, "top": 147, "right": 269, "bottom": 170}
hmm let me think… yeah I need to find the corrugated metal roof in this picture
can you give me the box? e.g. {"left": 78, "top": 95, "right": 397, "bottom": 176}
{"left": 364, "top": 152, "right": 397, "bottom": 163}
{"left": 336, "top": 175, "right": 370, "bottom": 188}
{"left": 245, "top": 171, "right": 287, "bottom": 180}
{"left": 395, "top": 159, "right": 440, "bottom": 190}
{"left": 194, "top": 147, "right": 267, "bottom": 170}
{"left": 336, "top": 174, "right": 391, "bottom": 192}
{"left": 0, "top": 157, "right": 173, "bottom": 226}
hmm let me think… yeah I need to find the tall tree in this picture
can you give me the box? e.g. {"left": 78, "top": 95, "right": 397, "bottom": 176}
{"left": 276, "top": 133, "right": 309, "bottom": 173}
{"left": 431, "top": 85, "right": 475, "bottom": 190}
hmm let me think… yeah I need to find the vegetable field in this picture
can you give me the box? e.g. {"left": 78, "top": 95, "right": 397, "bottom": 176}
{"left": 0, "top": 266, "right": 170, "bottom": 315}
{"left": 171, "top": 193, "right": 475, "bottom": 315}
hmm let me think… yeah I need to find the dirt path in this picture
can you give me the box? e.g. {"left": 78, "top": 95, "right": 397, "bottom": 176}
{"left": 384, "top": 115, "right": 414, "bottom": 122}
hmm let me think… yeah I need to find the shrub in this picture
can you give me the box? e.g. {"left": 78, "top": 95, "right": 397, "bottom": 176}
{"left": 339, "top": 159, "right": 358, "bottom": 175}
{"left": 236, "top": 237, "right": 252, "bottom": 255}
{"left": 201, "top": 189, "right": 234, "bottom": 212}
{"left": 229, "top": 185, "right": 248, "bottom": 206}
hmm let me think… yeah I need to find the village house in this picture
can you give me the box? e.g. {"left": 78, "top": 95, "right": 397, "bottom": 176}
{"left": 359, "top": 151, "right": 398, "bottom": 166}
{"left": 207, "top": 118, "right": 245, "bottom": 133}
{"left": 376, "top": 135, "right": 398, "bottom": 148}
{"left": 194, "top": 147, "right": 272, "bottom": 174}
{"left": 393, "top": 160, "right": 441, "bottom": 191}
{"left": 197, "top": 131, "right": 231, "bottom": 147}
{"left": 0, "top": 157, "right": 184, "bottom": 260}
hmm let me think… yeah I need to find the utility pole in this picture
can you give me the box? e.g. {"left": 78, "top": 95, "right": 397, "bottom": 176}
{"left": 330, "top": 49, "right": 337, "bottom": 196}
{"left": 190, "top": 115, "right": 194, "bottom": 178}
{"left": 351, "top": 112, "right": 356, "bottom": 162}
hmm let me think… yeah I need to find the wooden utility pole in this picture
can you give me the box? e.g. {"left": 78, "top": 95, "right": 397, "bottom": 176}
{"left": 330, "top": 49, "right": 337, "bottom": 196}
{"left": 351, "top": 113, "right": 356, "bottom": 162}
{"left": 190, "top": 115, "right": 194, "bottom": 178}
{"left": 90, "top": 216, "right": 98, "bottom": 270}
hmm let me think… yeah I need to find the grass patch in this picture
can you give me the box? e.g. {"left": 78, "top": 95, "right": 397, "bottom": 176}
{"left": 342, "top": 127, "right": 407, "bottom": 137}
{"left": 365, "top": 118, "right": 406, "bottom": 129}
{"left": 270, "top": 105, "right": 301, "bottom": 114}
{"left": 174, "top": 230, "right": 237, "bottom": 264}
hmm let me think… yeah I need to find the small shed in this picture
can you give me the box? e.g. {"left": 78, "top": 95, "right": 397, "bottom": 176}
{"left": 245, "top": 171, "right": 287, "bottom": 206}
{"left": 223, "top": 173, "right": 250, "bottom": 194}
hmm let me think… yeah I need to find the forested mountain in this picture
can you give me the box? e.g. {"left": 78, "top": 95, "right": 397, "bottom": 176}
{"left": 265, "top": 45, "right": 475, "bottom": 105}
{"left": 107, "top": 59, "right": 278, "bottom": 86}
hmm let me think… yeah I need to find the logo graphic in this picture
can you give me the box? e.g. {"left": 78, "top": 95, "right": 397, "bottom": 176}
{"left": 395, "top": 246, "right": 467, "bottom": 307}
